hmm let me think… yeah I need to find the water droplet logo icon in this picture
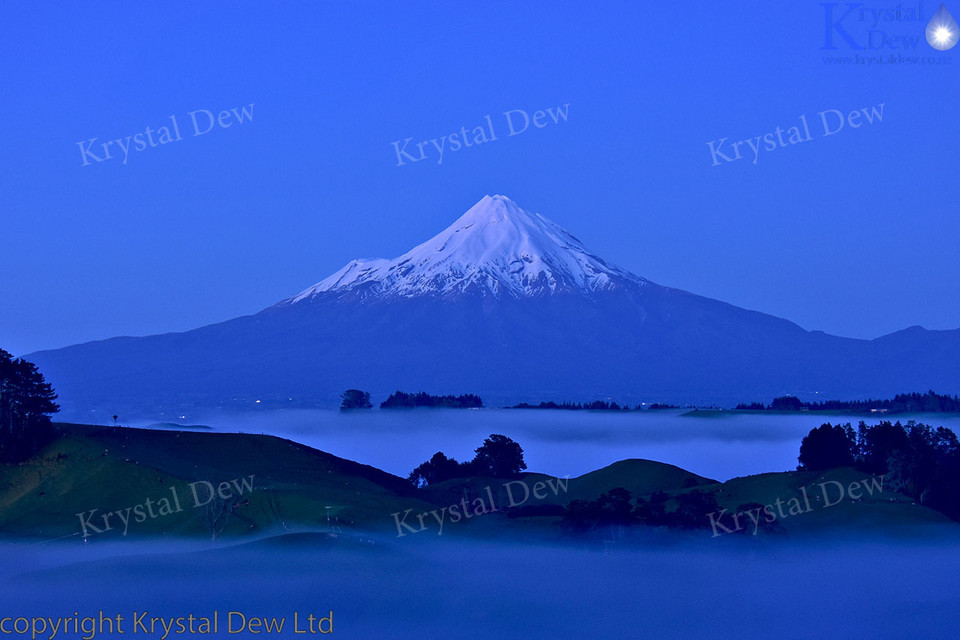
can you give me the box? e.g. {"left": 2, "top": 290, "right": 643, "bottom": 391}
{"left": 926, "top": 3, "right": 959, "bottom": 50}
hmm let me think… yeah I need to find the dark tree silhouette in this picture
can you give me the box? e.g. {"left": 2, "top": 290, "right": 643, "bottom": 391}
{"left": 741, "top": 390, "right": 960, "bottom": 413}
{"left": 381, "top": 391, "right": 482, "bottom": 409}
{"left": 633, "top": 491, "right": 668, "bottom": 525}
{"left": 511, "top": 400, "right": 635, "bottom": 411}
{"left": 340, "top": 389, "right": 372, "bottom": 410}
{"left": 798, "top": 423, "right": 855, "bottom": 470}
{"left": 408, "top": 452, "right": 461, "bottom": 488}
{"left": 670, "top": 490, "right": 722, "bottom": 529}
{"left": 560, "top": 499, "right": 600, "bottom": 533}
{"left": 797, "top": 420, "right": 960, "bottom": 522}
{"left": 596, "top": 487, "right": 634, "bottom": 524}
{"left": 0, "top": 349, "right": 59, "bottom": 463}
{"left": 856, "top": 421, "right": 911, "bottom": 475}
{"left": 771, "top": 395, "right": 804, "bottom": 411}
{"left": 470, "top": 434, "right": 526, "bottom": 478}
{"left": 561, "top": 488, "right": 636, "bottom": 534}
{"left": 407, "top": 434, "right": 527, "bottom": 486}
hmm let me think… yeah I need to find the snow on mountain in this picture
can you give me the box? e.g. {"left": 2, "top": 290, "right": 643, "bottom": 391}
{"left": 28, "top": 193, "right": 960, "bottom": 418}
{"left": 285, "top": 195, "right": 649, "bottom": 302}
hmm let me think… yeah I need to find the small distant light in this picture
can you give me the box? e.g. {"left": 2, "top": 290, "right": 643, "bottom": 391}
{"left": 255, "top": 400, "right": 261, "bottom": 404}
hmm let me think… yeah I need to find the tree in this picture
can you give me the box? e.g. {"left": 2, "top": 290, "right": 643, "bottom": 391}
{"left": 596, "top": 487, "right": 634, "bottom": 524}
{"left": 0, "top": 349, "right": 59, "bottom": 463}
{"left": 340, "top": 389, "right": 372, "bottom": 410}
{"left": 856, "top": 420, "right": 910, "bottom": 475}
{"left": 561, "top": 489, "right": 636, "bottom": 537}
{"left": 671, "top": 490, "right": 721, "bottom": 529}
{"left": 408, "top": 452, "right": 461, "bottom": 488}
{"left": 798, "top": 423, "right": 855, "bottom": 470}
{"left": 471, "top": 434, "right": 526, "bottom": 478}
{"left": 561, "top": 499, "right": 600, "bottom": 533}
{"left": 380, "top": 391, "right": 482, "bottom": 409}
{"left": 633, "top": 491, "right": 668, "bottom": 525}
{"left": 406, "top": 435, "right": 527, "bottom": 487}
{"left": 197, "top": 494, "right": 240, "bottom": 541}
{"left": 795, "top": 420, "right": 960, "bottom": 523}
{"left": 771, "top": 395, "right": 805, "bottom": 411}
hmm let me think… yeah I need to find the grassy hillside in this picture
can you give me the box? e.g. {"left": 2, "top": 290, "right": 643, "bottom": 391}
{"left": 420, "top": 461, "right": 955, "bottom": 539}
{"left": 422, "top": 459, "right": 714, "bottom": 506}
{"left": 0, "top": 424, "right": 954, "bottom": 543}
{"left": 0, "top": 423, "right": 433, "bottom": 541}
{"left": 704, "top": 467, "right": 952, "bottom": 536}
{"left": 559, "top": 458, "right": 716, "bottom": 502}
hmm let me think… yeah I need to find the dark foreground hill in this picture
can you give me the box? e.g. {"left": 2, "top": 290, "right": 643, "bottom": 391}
{"left": 0, "top": 423, "right": 428, "bottom": 541}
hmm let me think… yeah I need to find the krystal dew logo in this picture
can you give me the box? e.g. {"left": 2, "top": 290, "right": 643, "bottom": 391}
{"left": 820, "top": 2, "right": 958, "bottom": 52}
{"left": 76, "top": 103, "right": 255, "bottom": 167}
{"left": 927, "top": 2, "right": 960, "bottom": 48}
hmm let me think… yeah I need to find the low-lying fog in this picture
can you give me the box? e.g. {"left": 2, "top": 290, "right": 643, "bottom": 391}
{"left": 3, "top": 532, "right": 960, "bottom": 638}
{"left": 140, "top": 409, "right": 960, "bottom": 481}
{"left": 8, "top": 410, "right": 960, "bottom": 637}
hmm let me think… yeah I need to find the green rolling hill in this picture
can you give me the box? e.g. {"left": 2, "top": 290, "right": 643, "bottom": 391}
{"left": 0, "top": 423, "right": 954, "bottom": 543}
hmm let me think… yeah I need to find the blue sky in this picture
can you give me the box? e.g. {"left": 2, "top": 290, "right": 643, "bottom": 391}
{"left": 1, "top": 1, "right": 957, "bottom": 355}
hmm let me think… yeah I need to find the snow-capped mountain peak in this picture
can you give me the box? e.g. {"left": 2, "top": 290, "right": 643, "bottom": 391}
{"left": 286, "top": 195, "right": 647, "bottom": 302}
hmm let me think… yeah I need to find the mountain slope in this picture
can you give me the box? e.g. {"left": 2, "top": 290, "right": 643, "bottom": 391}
{"left": 285, "top": 194, "right": 648, "bottom": 302}
{"left": 26, "top": 195, "right": 960, "bottom": 420}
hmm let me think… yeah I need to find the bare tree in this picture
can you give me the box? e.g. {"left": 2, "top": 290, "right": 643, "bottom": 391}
{"left": 197, "top": 495, "right": 239, "bottom": 540}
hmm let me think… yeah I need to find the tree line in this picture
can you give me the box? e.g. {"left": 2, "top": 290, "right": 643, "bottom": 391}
{"left": 511, "top": 401, "right": 679, "bottom": 411}
{"left": 342, "top": 390, "right": 683, "bottom": 412}
{"left": 738, "top": 390, "right": 960, "bottom": 413}
{"left": 405, "top": 432, "right": 727, "bottom": 536}
{"left": 340, "top": 389, "right": 483, "bottom": 410}
{"left": 381, "top": 391, "right": 482, "bottom": 409}
{"left": 560, "top": 487, "right": 731, "bottom": 536}
{"left": 799, "top": 420, "right": 960, "bottom": 521}
{"left": 0, "top": 349, "right": 59, "bottom": 463}
{"left": 407, "top": 434, "right": 526, "bottom": 488}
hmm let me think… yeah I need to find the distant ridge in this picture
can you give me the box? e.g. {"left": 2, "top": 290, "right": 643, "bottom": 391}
{"left": 27, "top": 195, "right": 960, "bottom": 420}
